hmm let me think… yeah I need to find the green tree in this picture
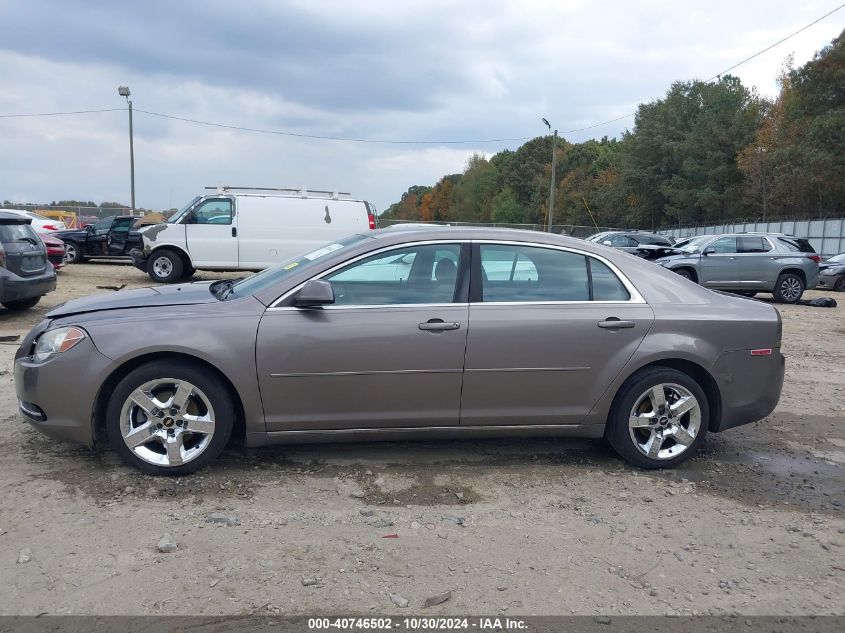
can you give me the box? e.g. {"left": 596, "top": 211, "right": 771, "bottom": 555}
{"left": 490, "top": 187, "right": 524, "bottom": 224}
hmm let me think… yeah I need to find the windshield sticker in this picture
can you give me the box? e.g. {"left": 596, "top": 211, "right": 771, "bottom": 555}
{"left": 283, "top": 261, "right": 300, "bottom": 270}
{"left": 303, "top": 243, "right": 344, "bottom": 261}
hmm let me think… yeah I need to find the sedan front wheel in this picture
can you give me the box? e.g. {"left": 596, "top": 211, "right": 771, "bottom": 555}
{"left": 106, "top": 360, "right": 234, "bottom": 475}
{"left": 606, "top": 367, "right": 709, "bottom": 469}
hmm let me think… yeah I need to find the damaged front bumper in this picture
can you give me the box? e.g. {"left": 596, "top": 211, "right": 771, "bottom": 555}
{"left": 129, "top": 248, "right": 148, "bottom": 272}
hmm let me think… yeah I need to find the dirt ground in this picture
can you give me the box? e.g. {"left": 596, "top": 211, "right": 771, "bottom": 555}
{"left": 0, "top": 262, "right": 843, "bottom": 616}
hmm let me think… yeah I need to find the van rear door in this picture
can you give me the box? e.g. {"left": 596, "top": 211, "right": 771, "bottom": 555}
{"left": 184, "top": 197, "right": 238, "bottom": 267}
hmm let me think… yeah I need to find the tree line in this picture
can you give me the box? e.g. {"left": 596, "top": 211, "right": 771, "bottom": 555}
{"left": 382, "top": 29, "right": 844, "bottom": 230}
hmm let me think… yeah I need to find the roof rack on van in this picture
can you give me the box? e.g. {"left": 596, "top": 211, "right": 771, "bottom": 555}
{"left": 205, "top": 186, "right": 352, "bottom": 200}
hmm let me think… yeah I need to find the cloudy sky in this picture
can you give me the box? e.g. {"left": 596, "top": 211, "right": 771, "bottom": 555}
{"left": 0, "top": 0, "right": 842, "bottom": 213}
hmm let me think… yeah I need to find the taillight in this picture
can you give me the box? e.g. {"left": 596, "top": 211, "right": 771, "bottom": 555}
{"left": 807, "top": 254, "right": 821, "bottom": 263}
{"left": 0, "top": 243, "right": 5, "bottom": 268}
{"left": 42, "top": 224, "right": 60, "bottom": 231}
{"left": 367, "top": 212, "right": 376, "bottom": 230}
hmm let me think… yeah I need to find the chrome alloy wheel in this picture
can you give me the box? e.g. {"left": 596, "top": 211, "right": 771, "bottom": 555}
{"left": 63, "top": 243, "right": 76, "bottom": 264}
{"left": 119, "top": 378, "right": 215, "bottom": 467}
{"left": 152, "top": 255, "right": 173, "bottom": 279}
{"left": 628, "top": 383, "right": 701, "bottom": 460}
{"left": 779, "top": 276, "right": 802, "bottom": 302}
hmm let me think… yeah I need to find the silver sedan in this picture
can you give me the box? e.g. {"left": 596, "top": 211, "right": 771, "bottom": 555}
{"left": 14, "top": 227, "right": 785, "bottom": 475}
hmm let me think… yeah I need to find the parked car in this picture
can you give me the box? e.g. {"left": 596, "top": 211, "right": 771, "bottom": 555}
{"left": 0, "top": 212, "right": 57, "bottom": 310}
{"left": 41, "top": 234, "right": 66, "bottom": 270}
{"left": 0, "top": 209, "right": 66, "bottom": 233}
{"left": 15, "top": 227, "right": 784, "bottom": 475}
{"left": 816, "top": 253, "right": 845, "bottom": 291}
{"left": 585, "top": 231, "right": 674, "bottom": 258}
{"left": 53, "top": 215, "right": 142, "bottom": 264}
{"left": 654, "top": 233, "right": 819, "bottom": 303}
{"left": 130, "top": 187, "right": 378, "bottom": 283}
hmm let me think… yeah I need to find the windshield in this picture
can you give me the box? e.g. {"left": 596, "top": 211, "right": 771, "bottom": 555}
{"left": 227, "top": 234, "right": 372, "bottom": 299}
{"left": 675, "top": 236, "right": 711, "bottom": 253}
{"left": 167, "top": 196, "right": 201, "bottom": 224}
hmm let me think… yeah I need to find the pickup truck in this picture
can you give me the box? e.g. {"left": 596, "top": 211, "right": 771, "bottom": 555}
{"left": 53, "top": 215, "right": 142, "bottom": 264}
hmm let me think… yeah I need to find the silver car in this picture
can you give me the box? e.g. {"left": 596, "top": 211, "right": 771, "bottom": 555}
{"left": 655, "top": 233, "right": 820, "bottom": 303}
{"left": 14, "top": 228, "right": 785, "bottom": 475}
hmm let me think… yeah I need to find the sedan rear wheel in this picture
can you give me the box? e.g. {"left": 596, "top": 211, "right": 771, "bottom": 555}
{"left": 106, "top": 360, "right": 234, "bottom": 475}
{"left": 606, "top": 367, "right": 709, "bottom": 469}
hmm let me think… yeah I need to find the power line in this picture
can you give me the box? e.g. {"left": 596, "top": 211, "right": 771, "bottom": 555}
{"left": 133, "top": 108, "right": 531, "bottom": 144}
{"left": 0, "top": 107, "right": 124, "bottom": 118}
{"left": 705, "top": 2, "right": 845, "bottom": 81}
{"left": 564, "top": 2, "right": 845, "bottom": 134}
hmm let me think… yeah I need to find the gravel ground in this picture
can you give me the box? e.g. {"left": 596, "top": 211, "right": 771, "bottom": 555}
{"left": 0, "top": 262, "right": 843, "bottom": 616}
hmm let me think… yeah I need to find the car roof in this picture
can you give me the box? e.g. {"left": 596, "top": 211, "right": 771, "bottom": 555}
{"left": 0, "top": 211, "right": 32, "bottom": 224}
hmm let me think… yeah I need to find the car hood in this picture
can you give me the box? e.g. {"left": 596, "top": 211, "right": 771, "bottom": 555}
{"left": 46, "top": 281, "right": 219, "bottom": 318}
{"left": 654, "top": 252, "right": 698, "bottom": 264}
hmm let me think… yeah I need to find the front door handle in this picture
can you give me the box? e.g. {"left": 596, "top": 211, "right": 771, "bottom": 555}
{"left": 231, "top": 227, "right": 237, "bottom": 237}
{"left": 419, "top": 319, "right": 460, "bottom": 332}
{"left": 598, "top": 318, "right": 635, "bottom": 329}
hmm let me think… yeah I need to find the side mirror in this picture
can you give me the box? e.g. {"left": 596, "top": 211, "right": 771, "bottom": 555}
{"left": 602, "top": 240, "right": 612, "bottom": 246}
{"left": 703, "top": 248, "right": 714, "bottom": 256}
{"left": 293, "top": 279, "right": 335, "bottom": 308}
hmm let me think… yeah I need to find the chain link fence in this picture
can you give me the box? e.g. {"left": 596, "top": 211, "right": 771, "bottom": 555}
{"left": 0, "top": 203, "right": 145, "bottom": 227}
{"left": 662, "top": 217, "right": 845, "bottom": 257}
{"left": 376, "top": 219, "right": 616, "bottom": 239}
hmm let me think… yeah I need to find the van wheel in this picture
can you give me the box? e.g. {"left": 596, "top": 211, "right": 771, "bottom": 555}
{"left": 2, "top": 296, "right": 41, "bottom": 311}
{"left": 106, "top": 360, "right": 234, "bottom": 476}
{"left": 606, "top": 367, "right": 709, "bottom": 469}
{"left": 148, "top": 249, "right": 184, "bottom": 283}
{"left": 773, "top": 273, "right": 804, "bottom": 303}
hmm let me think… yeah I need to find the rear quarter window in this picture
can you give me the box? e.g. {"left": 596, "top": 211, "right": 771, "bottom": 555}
{"left": 777, "top": 237, "right": 816, "bottom": 253}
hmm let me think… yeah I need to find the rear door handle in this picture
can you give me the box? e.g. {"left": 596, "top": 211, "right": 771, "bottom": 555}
{"left": 598, "top": 318, "right": 635, "bottom": 329}
{"left": 419, "top": 319, "right": 460, "bottom": 332}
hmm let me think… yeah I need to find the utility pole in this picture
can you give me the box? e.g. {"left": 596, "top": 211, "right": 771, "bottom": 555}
{"left": 118, "top": 86, "right": 135, "bottom": 212}
{"left": 541, "top": 118, "right": 557, "bottom": 232}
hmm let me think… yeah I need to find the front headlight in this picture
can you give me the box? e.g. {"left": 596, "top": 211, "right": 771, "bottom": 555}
{"left": 33, "top": 326, "right": 86, "bottom": 362}
{"left": 821, "top": 267, "right": 845, "bottom": 276}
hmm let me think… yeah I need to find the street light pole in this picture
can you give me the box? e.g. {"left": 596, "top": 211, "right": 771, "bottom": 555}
{"left": 118, "top": 86, "right": 135, "bottom": 212}
{"left": 542, "top": 118, "right": 557, "bottom": 232}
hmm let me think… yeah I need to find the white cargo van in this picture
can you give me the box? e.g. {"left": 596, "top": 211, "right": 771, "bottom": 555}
{"left": 131, "top": 186, "right": 377, "bottom": 283}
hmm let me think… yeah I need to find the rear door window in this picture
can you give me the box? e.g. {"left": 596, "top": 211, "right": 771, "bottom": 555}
{"left": 739, "top": 237, "right": 773, "bottom": 253}
{"left": 590, "top": 258, "right": 631, "bottom": 301}
{"left": 480, "top": 244, "right": 589, "bottom": 302}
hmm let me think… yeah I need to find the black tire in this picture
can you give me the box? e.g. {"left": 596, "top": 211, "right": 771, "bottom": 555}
{"left": 182, "top": 266, "right": 197, "bottom": 280}
{"left": 106, "top": 360, "right": 234, "bottom": 476}
{"left": 64, "top": 241, "right": 84, "bottom": 264}
{"left": 834, "top": 277, "right": 845, "bottom": 292}
{"left": 732, "top": 291, "right": 757, "bottom": 298}
{"left": 606, "top": 367, "right": 709, "bottom": 469}
{"left": 773, "top": 272, "right": 804, "bottom": 304}
{"left": 147, "top": 249, "right": 184, "bottom": 283}
{"left": 1, "top": 296, "right": 41, "bottom": 311}
{"left": 673, "top": 268, "right": 695, "bottom": 282}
